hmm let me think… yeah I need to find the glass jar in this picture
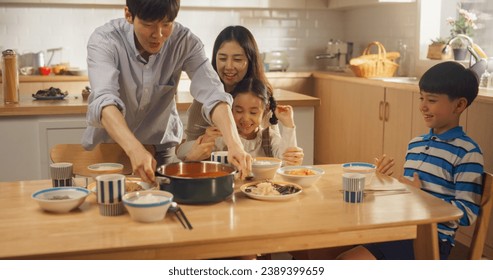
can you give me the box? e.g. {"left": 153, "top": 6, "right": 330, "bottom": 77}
{"left": 1, "top": 49, "right": 20, "bottom": 104}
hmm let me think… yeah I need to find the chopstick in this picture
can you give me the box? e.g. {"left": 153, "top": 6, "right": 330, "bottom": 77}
{"left": 176, "top": 207, "right": 193, "bottom": 230}
{"left": 169, "top": 202, "right": 193, "bottom": 230}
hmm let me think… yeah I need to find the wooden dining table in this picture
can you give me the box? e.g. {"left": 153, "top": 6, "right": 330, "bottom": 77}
{"left": 0, "top": 164, "right": 462, "bottom": 260}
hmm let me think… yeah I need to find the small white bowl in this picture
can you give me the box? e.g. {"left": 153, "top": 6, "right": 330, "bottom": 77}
{"left": 251, "top": 157, "right": 282, "bottom": 180}
{"left": 123, "top": 190, "right": 173, "bottom": 223}
{"left": 342, "top": 162, "right": 376, "bottom": 185}
{"left": 276, "top": 165, "right": 325, "bottom": 187}
{"left": 32, "top": 187, "right": 90, "bottom": 213}
{"left": 87, "top": 163, "right": 124, "bottom": 177}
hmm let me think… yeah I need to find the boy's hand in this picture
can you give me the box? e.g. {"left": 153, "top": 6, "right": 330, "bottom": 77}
{"left": 399, "top": 172, "right": 422, "bottom": 189}
{"left": 375, "top": 154, "right": 395, "bottom": 176}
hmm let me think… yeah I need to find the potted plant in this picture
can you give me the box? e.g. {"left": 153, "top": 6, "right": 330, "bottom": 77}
{"left": 427, "top": 37, "right": 452, "bottom": 60}
{"left": 447, "top": 4, "right": 478, "bottom": 60}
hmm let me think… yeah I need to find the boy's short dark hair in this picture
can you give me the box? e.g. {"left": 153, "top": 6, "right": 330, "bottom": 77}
{"left": 419, "top": 61, "right": 479, "bottom": 107}
{"left": 126, "top": 0, "right": 180, "bottom": 22}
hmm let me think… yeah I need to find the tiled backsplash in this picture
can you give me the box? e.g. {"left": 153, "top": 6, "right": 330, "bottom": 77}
{"left": 0, "top": 3, "right": 416, "bottom": 73}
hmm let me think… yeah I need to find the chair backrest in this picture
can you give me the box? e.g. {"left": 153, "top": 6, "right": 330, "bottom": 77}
{"left": 50, "top": 143, "right": 155, "bottom": 178}
{"left": 469, "top": 172, "right": 493, "bottom": 260}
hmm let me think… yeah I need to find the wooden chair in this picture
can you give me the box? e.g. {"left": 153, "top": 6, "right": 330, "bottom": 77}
{"left": 50, "top": 143, "right": 155, "bottom": 178}
{"left": 468, "top": 172, "right": 493, "bottom": 260}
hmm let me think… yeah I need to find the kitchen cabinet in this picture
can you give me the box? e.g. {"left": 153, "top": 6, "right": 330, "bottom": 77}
{"left": 314, "top": 78, "right": 414, "bottom": 177}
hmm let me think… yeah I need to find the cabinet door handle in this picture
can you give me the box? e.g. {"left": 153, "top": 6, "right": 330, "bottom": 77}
{"left": 379, "top": 101, "right": 384, "bottom": 121}
{"left": 384, "top": 101, "right": 390, "bottom": 122}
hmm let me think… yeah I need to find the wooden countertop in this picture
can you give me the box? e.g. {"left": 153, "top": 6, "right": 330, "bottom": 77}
{"left": 312, "top": 71, "right": 493, "bottom": 104}
{"left": 0, "top": 89, "right": 320, "bottom": 117}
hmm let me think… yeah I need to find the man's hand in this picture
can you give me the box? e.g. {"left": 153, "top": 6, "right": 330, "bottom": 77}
{"left": 282, "top": 147, "right": 304, "bottom": 166}
{"left": 127, "top": 145, "right": 156, "bottom": 184}
{"left": 202, "top": 126, "right": 222, "bottom": 143}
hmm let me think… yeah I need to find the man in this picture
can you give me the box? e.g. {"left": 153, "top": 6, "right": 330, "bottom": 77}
{"left": 82, "top": 0, "right": 251, "bottom": 183}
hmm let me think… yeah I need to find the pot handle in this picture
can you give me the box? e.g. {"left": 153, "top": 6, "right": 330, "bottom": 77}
{"left": 156, "top": 176, "right": 171, "bottom": 186}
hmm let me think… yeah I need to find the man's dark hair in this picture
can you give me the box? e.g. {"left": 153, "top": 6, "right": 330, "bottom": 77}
{"left": 126, "top": 0, "right": 180, "bottom": 22}
{"left": 419, "top": 61, "right": 479, "bottom": 107}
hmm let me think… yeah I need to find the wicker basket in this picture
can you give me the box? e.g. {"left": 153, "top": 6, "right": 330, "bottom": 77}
{"left": 349, "top": 41, "right": 400, "bottom": 78}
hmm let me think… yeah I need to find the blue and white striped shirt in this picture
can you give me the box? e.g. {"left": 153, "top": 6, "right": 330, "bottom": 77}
{"left": 403, "top": 126, "right": 484, "bottom": 245}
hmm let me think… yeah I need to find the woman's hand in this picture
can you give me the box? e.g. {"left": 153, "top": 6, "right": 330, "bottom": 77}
{"left": 184, "top": 135, "right": 216, "bottom": 161}
{"left": 375, "top": 154, "right": 395, "bottom": 176}
{"left": 202, "top": 126, "right": 222, "bottom": 143}
{"left": 282, "top": 147, "right": 304, "bottom": 166}
{"left": 275, "top": 105, "right": 295, "bottom": 128}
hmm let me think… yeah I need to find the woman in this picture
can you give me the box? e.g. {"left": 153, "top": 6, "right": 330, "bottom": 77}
{"left": 177, "top": 26, "right": 303, "bottom": 164}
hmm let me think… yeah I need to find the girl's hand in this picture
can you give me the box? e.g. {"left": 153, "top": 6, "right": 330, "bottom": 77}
{"left": 282, "top": 147, "right": 304, "bottom": 166}
{"left": 275, "top": 105, "right": 295, "bottom": 128}
{"left": 202, "top": 126, "right": 222, "bottom": 143}
{"left": 375, "top": 154, "right": 395, "bottom": 176}
{"left": 399, "top": 172, "right": 422, "bottom": 189}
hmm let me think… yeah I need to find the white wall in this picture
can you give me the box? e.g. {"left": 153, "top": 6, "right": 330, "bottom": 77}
{"left": 0, "top": 3, "right": 417, "bottom": 73}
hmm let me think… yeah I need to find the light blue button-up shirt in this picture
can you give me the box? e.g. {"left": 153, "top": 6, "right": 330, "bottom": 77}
{"left": 82, "top": 19, "right": 232, "bottom": 150}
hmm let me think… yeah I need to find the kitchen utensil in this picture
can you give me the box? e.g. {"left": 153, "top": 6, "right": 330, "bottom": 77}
{"left": 32, "top": 187, "right": 90, "bottom": 213}
{"left": 168, "top": 202, "right": 193, "bottom": 230}
{"left": 156, "top": 161, "right": 236, "bottom": 204}
{"left": 1, "top": 49, "right": 19, "bottom": 104}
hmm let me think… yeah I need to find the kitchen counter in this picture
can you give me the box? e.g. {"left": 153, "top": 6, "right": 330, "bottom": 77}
{"left": 312, "top": 71, "right": 493, "bottom": 103}
{"left": 0, "top": 89, "right": 319, "bottom": 117}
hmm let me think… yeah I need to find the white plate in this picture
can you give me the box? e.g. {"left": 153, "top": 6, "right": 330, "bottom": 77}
{"left": 240, "top": 181, "right": 302, "bottom": 201}
{"left": 88, "top": 178, "right": 154, "bottom": 194}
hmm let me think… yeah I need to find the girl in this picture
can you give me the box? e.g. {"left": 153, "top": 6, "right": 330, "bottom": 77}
{"left": 197, "top": 78, "right": 301, "bottom": 163}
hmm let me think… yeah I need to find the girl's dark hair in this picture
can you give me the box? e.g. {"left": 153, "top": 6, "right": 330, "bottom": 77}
{"left": 212, "top": 26, "right": 274, "bottom": 97}
{"left": 419, "top": 61, "right": 479, "bottom": 107}
{"left": 126, "top": 0, "right": 180, "bottom": 22}
{"left": 231, "top": 78, "right": 278, "bottom": 125}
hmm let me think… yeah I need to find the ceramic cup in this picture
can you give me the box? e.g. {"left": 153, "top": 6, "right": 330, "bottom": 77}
{"left": 95, "top": 174, "right": 125, "bottom": 216}
{"left": 342, "top": 173, "right": 365, "bottom": 203}
{"left": 19, "top": 66, "right": 34, "bottom": 76}
{"left": 211, "top": 151, "right": 228, "bottom": 164}
{"left": 50, "top": 162, "right": 74, "bottom": 187}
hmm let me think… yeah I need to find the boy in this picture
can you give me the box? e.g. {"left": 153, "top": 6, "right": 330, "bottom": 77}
{"left": 337, "top": 61, "right": 484, "bottom": 260}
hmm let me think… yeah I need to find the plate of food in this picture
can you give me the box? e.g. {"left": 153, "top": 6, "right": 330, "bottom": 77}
{"left": 88, "top": 177, "right": 155, "bottom": 194}
{"left": 32, "top": 87, "right": 68, "bottom": 100}
{"left": 240, "top": 180, "right": 302, "bottom": 201}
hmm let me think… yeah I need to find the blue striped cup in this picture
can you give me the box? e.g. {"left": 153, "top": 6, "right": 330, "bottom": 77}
{"left": 95, "top": 174, "right": 125, "bottom": 216}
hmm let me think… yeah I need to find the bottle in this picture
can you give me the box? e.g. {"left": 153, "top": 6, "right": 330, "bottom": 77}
{"left": 397, "top": 40, "right": 408, "bottom": 77}
{"left": 1, "top": 49, "right": 20, "bottom": 104}
{"left": 479, "top": 70, "right": 490, "bottom": 88}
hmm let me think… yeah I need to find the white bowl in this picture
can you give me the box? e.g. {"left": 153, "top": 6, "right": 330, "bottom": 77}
{"left": 123, "top": 190, "right": 173, "bottom": 223}
{"left": 251, "top": 157, "right": 282, "bottom": 180}
{"left": 276, "top": 165, "right": 325, "bottom": 187}
{"left": 32, "top": 187, "right": 90, "bottom": 213}
{"left": 87, "top": 163, "right": 124, "bottom": 177}
{"left": 342, "top": 162, "right": 376, "bottom": 185}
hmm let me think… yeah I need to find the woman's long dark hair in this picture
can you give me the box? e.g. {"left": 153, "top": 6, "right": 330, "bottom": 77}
{"left": 211, "top": 26, "right": 273, "bottom": 97}
{"left": 231, "top": 78, "right": 278, "bottom": 125}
